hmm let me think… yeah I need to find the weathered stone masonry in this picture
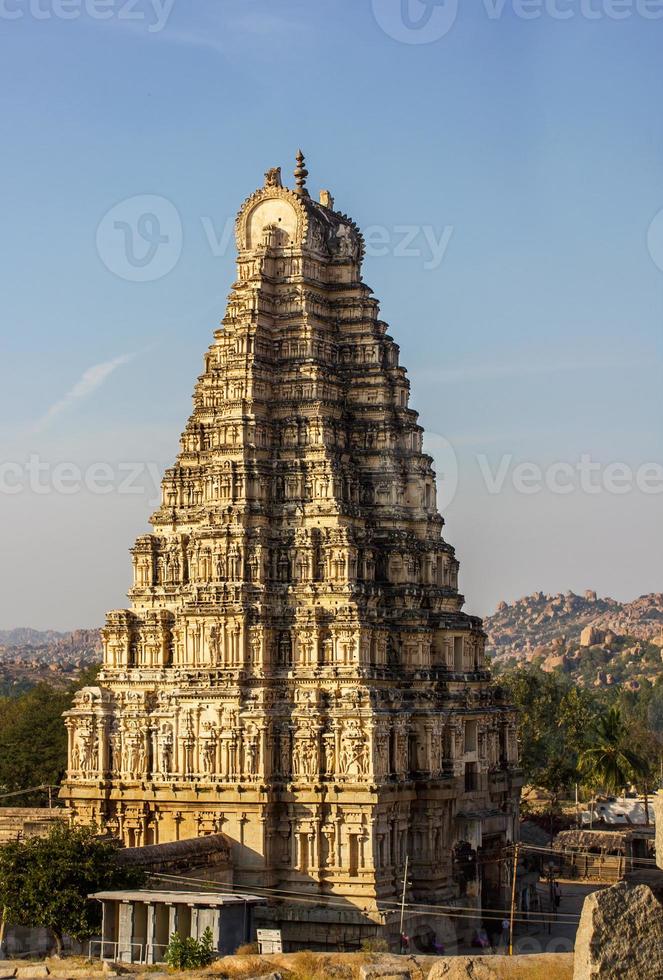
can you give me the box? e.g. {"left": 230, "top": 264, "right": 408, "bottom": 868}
{"left": 61, "top": 155, "right": 522, "bottom": 926}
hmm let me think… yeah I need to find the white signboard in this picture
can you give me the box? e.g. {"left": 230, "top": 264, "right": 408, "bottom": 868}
{"left": 256, "top": 928, "right": 283, "bottom": 954}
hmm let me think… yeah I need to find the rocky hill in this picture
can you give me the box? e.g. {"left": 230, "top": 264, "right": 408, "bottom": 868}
{"left": 485, "top": 590, "right": 663, "bottom": 690}
{"left": 3, "top": 598, "right": 662, "bottom": 695}
{"left": 0, "top": 627, "right": 102, "bottom": 651}
{"left": 0, "top": 628, "right": 102, "bottom": 693}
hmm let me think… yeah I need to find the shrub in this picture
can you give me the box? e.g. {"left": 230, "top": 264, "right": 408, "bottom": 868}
{"left": 359, "top": 938, "right": 389, "bottom": 953}
{"left": 164, "top": 927, "right": 215, "bottom": 969}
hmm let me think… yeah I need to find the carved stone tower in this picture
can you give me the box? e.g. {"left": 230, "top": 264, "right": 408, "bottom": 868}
{"left": 61, "top": 155, "right": 521, "bottom": 944}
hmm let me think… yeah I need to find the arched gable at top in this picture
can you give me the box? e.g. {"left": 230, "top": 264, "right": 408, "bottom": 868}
{"left": 236, "top": 186, "right": 308, "bottom": 253}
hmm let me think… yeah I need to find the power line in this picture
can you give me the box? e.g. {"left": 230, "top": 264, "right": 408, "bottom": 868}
{"left": 149, "top": 870, "right": 582, "bottom": 926}
{"left": 0, "top": 784, "right": 59, "bottom": 801}
{"left": 519, "top": 842, "right": 658, "bottom": 865}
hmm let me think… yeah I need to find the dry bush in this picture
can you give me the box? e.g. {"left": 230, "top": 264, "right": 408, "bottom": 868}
{"left": 288, "top": 950, "right": 328, "bottom": 980}
{"left": 234, "top": 943, "right": 259, "bottom": 956}
{"left": 359, "top": 938, "right": 389, "bottom": 954}
{"left": 294, "top": 952, "right": 374, "bottom": 980}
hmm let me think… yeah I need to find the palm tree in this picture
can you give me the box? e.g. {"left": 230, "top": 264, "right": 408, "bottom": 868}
{"left": 579, "top": 707, "right": 648, "bottom": 805}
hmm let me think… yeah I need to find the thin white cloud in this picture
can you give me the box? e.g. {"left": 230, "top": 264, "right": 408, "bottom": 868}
{"left": 32, "top": 353, "right": 136, "bottom": 433}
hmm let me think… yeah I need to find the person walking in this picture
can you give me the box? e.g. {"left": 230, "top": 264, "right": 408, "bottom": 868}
{"left": 501, "top": 918, "right": 510, "bottom": 952}
{"left": 554, "top": 882, "right": 562, "bottom": 912}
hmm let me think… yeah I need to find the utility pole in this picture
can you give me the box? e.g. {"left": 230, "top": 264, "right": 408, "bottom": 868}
{"left": 575, "top": 783, "right": 579, "bottom": 828}
{"left": 399, "top": 854, "right": 409, "bottom": 953}
{"left": 508, "top": 842, "right": 519, "bottom": 956}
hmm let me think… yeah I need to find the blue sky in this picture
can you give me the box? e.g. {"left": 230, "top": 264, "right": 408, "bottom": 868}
{"left": 1, "top": 0, "right": 662, "bottom": 629}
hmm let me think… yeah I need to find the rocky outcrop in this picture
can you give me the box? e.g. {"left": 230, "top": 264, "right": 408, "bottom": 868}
{"left": 427, "top": 953, "right": 573, "bottom": 979}
{"left": 580, "top": 626, "right": 605, "bottom": 648}
{"left": 0, "top": 628, "right": 102, "bottom": 692}
{"left": 573, "top": 881, "right": 663, "bottom": 980}
{"left": 485, "top": 591, "right": 663, "bottom": 688}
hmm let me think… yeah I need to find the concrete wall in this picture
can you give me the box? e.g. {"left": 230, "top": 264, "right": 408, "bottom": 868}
{"left": 0, "top": 807, "right": 65, "bottom": 843}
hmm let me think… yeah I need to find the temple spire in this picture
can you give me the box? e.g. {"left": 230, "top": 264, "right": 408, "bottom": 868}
{"left": 294, "top": 149, "right": 309, "bottom": 196}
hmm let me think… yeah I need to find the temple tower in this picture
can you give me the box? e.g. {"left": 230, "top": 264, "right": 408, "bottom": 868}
{"left": 61, "top": 156, "right": 521, "bottom": 943}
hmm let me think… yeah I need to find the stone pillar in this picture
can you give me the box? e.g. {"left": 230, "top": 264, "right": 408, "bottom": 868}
{"left": 100, "top": 900, "right": 116, "bottom": 960}
{"left": 655, "top": 791, "right": 663, "bottom": 870}
{"left": 146, "top": 903, "right": 156, "bottom": 964}
{"left": 65, "top": 720, "right": 74, "bottom": 774}
{"left": 167, "top": 904, "right": 177, "bottom": 939}
{"left": 117, "top": 902, "right": 134, "bottom": 963}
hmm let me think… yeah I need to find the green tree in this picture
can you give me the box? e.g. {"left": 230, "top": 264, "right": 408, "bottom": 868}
{"left": 0, "top": 822, "right": 144, "bottom": 954}
{"left": 534, "top": 753, "right": 579, "bottom": 842}
{"left": 0, "top": 685, "right": 70, "bottom": 803}
{"left": 579, "top": 706, "right": 648, "bottom": 798}
{"left": 0, "top": 667, "right": 100, "bottom": 806}
{"left": 498, "top": 665, "right": 597, "bottom": 786}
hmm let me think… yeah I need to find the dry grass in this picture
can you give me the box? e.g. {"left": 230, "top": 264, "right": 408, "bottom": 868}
{"left": 41, "top": 955, "right": 105, "bottom": 976}
{"left": 500, "top": 956, "right": 574, "bottom": 980}
{"left": 203, "top": 951, "right": 574, "bottom": 980}
{"left": 207, "top": 953, "right": 283, "bottom": 979}
{"left": 429, "top": 953, "right": 575, "bottom": 979}
{"left": 23, "top": 949, "right": 573, "bottom": 980}
{"left": 206, "top": 950, "right": 374, "bottom": 980}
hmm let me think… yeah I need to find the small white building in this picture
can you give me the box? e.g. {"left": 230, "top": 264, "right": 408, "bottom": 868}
{"left": 91, "top": 888, "right": 265, "bottom": 963}
{"left": 581, "top": 797, "right": 657, "bottom": 827}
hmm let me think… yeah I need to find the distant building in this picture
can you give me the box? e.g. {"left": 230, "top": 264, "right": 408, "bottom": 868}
{"left": 554, "top": 827, "right": 656, "bottom": 882}
{"left": 0, "top": 807, "right": 64, "bottom": 843}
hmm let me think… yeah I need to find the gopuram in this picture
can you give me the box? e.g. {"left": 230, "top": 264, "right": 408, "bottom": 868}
{"left": 61, "top": 154, "right": 522, "bottom": 947}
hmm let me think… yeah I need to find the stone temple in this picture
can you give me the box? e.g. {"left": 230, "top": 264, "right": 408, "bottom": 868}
{"left": 62, "top": 154, "right": 522, "bottom": 947}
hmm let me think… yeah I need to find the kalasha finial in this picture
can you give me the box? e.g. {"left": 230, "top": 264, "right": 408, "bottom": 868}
{"left": 294, "top": 149, "right": 309, "bottom": 196}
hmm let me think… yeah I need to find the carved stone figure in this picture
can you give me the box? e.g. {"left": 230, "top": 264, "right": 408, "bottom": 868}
{"left": 202, "top": 736, "right": 217, "bottom": 774}
{"left": 159, "top": 727, "right": 173, "bottom": 776}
